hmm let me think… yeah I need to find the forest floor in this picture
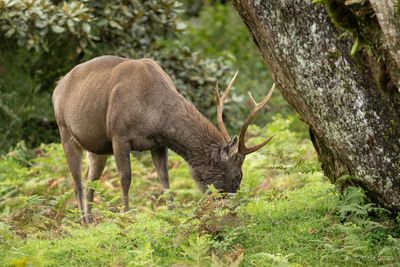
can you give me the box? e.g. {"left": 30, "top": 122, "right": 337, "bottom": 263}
{"left": 1, "top": 116, "right": 400, "bottom": 267}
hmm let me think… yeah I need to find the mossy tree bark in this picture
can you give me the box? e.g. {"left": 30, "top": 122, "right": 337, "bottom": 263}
{"left": 233, "top": 0, "right": 400, "bottom": 211}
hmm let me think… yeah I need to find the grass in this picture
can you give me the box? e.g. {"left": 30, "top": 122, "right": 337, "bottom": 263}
{"left": 1, "top": 185, "right": 335, "bottom": 266}
{"left": 0, "top": 116, "right": 399, "bottom": 266}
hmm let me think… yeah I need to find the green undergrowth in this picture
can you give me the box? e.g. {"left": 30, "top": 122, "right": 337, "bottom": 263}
{"left": 0, "top": 117, "right": 399, "bottom": 266}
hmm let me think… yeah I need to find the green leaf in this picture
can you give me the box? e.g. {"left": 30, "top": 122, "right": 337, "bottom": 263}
{"left": 4, "top": 28, "right": 15, "bottom": 38}
{"left": 67, "top": 19, "right": 75, "bottom": 32}
{"left": 350, "top": 37, "right": 360, "bottom": 56}
{"left": 51, "top": 25, "right": 65, "bottom": 33}
{"left": 109, "top": 20, "right": 123, "bottom": 30}
{"left": 34, "top": 19, "right": 47, "bottom": 28}
{"left": 176, "top": 22, "right": 186, "bottom": 31}
{"left": 82, "top": 22, "right": 91, "bottom": 33}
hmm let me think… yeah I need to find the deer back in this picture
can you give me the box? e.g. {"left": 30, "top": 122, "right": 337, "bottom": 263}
{"left": 53, "top": 56, "right": 192, "bottom": 154}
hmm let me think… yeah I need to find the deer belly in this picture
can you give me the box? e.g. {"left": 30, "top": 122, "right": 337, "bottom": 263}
{"left": 82, "top": 140, "right": 113, "bottom": 155}
{"left": 66, "top": 119, "right": 112, "bottom": 154}
{"left": 71, "top": 131, "right": 112, "bottom": 154}
{"left": 128, "top": 136, "right": 158, "bottom": 152}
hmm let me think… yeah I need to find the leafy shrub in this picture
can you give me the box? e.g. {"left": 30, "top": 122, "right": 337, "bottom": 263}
{"left": 0, "top": 0, "right": 181, "bottom": 54}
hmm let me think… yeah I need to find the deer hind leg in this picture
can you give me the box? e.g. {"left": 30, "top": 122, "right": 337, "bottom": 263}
{"left": 112, "top": 139, "right": 132, "bottom": 212}
{"left": 151, "top": 146, "right": 174, "bottom": 208}
{"left": 84, "top": 152, "right": 107, "bottom": 223}
{"left": 59, "top": 126, "right": 86, "bottom": 223}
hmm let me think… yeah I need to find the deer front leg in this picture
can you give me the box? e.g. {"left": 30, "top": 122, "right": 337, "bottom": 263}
{"left": 112, "top": 139, "right": 132, "bottom": 212}
{"left": 151, "top": 146, "right": 174, "bottom": 208}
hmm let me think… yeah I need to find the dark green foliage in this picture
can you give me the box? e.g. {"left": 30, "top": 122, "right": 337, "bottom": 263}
{"left": 324, "top": 0, "right": 360, "bottom": 32}
{"left": 149, "top": 41, "right": 232, "bottom": 123}
{"left": 0, "top": 48, "right": 58, "bottom": 152}
{"left": 0, "top": 0, "right": 181, "bottom": 54}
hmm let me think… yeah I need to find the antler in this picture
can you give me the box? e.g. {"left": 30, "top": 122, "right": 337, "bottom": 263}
{"left": 216, "top": 70, "right": 238, "bottom": 142}
{"left": 238, "top": 83, "right": 276, "bottom": 155}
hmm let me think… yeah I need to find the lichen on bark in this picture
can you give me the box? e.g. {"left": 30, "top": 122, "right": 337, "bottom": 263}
{"left": 233, "top": 0, "right": 400, "bottom": 211}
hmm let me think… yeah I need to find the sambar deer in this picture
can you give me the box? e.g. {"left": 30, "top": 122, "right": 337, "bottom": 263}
{"left": 53, "top": 56, "right": 275, "bottom": 223}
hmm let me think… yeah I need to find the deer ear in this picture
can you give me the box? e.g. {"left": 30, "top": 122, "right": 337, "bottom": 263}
{"left": 220, "top": 135, "right": 239, "bottom": 161}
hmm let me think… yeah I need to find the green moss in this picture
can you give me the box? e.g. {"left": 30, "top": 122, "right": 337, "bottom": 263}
{"left": 316, "top": 0, "right": 379, "bottom": 57}
{"left": 396, "top": 0, "right": 400, "bottom": 17}
{"left": 327, "top": 49, "right": 341, "bottom": 61}
{"left": 324, "top": 0, "right": 359, "bottom": 32}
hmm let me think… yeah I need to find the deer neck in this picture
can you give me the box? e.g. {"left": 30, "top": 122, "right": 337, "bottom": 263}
{"left": 161, "top": 103, "right": 226, "bottom": 167}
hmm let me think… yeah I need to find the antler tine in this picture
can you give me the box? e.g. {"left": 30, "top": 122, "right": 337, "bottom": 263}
{"left": 216, "top": 71, "right": 239, "bottom": 141}
{"left": 247, "top": 92, "right": 257, "bottom": 108}
{"left": 238, "top": 83, "right": 276, "bottom": 155}
{"left": 242, "top": 134, "right": 275, "bottom": 154}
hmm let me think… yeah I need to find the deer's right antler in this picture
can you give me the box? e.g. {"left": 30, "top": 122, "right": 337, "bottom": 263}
{"left": 238, "top": 83, "right": 276, "bottom": 155}
{"left": 216, "top": 72, "right": 276, "bottom": 154}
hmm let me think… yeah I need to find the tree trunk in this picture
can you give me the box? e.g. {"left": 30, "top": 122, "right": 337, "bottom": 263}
{"left": 233, "top": 0, "right": 400, "bottom": 211}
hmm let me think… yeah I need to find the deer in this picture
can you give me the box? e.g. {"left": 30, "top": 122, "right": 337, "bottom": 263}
{"left": 52, "top": 55, "right": 275, "bottom": 223}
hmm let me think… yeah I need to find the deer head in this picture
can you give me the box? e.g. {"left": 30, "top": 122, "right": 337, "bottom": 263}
{"left": 192, "top": 71, "right": 276, "bottom": 193}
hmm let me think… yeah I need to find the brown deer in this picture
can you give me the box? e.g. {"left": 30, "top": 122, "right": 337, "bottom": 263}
{"left": 52, "top": 56, "right": 275, "bottom": 223}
